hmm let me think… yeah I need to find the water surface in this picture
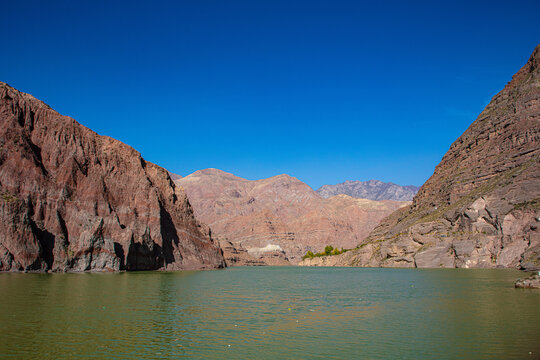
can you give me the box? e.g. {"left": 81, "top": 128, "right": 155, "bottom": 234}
{"left": 0, "top": 267, "right": 539, "bottom": 359}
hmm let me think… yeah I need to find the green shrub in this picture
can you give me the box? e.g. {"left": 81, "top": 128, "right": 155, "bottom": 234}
{"left": 302, "top": 246, "right": 350, "bottom": 260}
{"left": 324, "top": 245, "right": 334, "bottom": 255}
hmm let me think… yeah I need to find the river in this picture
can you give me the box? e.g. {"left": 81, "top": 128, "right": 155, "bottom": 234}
{"left": 0, "top": 267, "right": 539, "bottom": 359}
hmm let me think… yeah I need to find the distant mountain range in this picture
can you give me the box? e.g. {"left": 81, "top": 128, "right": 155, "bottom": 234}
{"left": 317, "top": 180, "right": 419, "bottom": 201}
{"left": 175, "top": 169, "right": 408, "bottom": 264}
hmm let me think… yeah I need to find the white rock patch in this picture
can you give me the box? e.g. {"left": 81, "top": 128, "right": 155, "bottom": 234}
{"left": 247, "top": 244, "right": 283, "bottom": 254}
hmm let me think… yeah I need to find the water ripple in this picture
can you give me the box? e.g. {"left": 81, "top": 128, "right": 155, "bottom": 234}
{"left": 0, "top": 268, "right": 539, "bottom": 359}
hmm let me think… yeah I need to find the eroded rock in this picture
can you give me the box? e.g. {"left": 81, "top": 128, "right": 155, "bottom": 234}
{"left": 0, "top": 82, "right": 225, "bottom": 272}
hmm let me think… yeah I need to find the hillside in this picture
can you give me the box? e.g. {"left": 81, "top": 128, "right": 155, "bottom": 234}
{"left": 303, "top": 45, "right": 540, "bottom": 270}
{"left": 175, "top": 169, "right": 408, "bottom": 264}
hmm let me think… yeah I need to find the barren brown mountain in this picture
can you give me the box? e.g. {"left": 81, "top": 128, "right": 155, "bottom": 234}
{"left": 175, "top": 169, "right": 408, "bottom": 264}
{"left": 301, "top": 45, "right": 540, "bottom": 269}
{"left": 0, "top": 82, "right": 225, "bottom": 272}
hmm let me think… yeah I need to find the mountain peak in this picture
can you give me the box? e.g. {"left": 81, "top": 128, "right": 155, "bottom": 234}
{"left": 317, "top": 180, "right": 419, "bottom": 201}
{"left": 187, "top": 168, "right": 244, "bottom": 180}
{"left": 508, "top": 43, "right": 540, "bottom": 88}
{"left": 265, "top": 173, "right": 300, "bottom": 183}
{"left": 197, "top": 168, "right": 231, "bottom": 175}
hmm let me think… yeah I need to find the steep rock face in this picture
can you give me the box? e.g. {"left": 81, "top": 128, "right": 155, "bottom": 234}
{"left": 317, "top": 180, "right": 419, "bottom": 201}
{"left": 175, "top": 169, "right": 408, "bottom": 264}
{"left": 319, "top": 44, "right": 540, "bottom": 270}
{"left": 0, "top": 82, "right": 225, "bottom": 272}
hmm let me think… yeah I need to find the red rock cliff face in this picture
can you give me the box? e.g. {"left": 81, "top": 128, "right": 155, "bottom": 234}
{"left": 0, "top": 82, "right": 225, "bottom": 271}
{"left": 325, "top": 44, "right": 540, "bottom": 269}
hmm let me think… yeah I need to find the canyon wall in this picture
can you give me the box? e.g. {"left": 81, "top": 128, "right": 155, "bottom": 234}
{"left": 0, "top": 82, "right": 225, "bottom": 271}
{"left": 303, "top": 45, "right": 540, "bottom": 269}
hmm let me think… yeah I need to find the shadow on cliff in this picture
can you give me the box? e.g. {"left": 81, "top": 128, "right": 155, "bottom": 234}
{"left": 32, "top": 226, "right": 54, "bottom": 270}
{"left": 122, "top": 202, "right": 182, "bottom": 270}
{"left": 159, "top": 201, "right": 181, "bottom": 267}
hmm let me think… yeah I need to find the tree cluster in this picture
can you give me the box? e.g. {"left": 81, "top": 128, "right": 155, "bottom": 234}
{"left": 302, "top": 245, "right": 347, "bottom": 260}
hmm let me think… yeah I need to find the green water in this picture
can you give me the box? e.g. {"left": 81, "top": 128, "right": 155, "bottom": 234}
{"left": 0, "top": 267, "right": 539, "bottom": 359}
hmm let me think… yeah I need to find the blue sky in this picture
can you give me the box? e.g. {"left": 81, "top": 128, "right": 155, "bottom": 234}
{"left": 1, "top": 1, "right": 539, "bottom": 189}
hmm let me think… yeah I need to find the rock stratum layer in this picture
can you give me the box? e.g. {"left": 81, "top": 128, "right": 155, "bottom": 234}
{"left": 304, "top": 45, "right": 540, "bottom": 270}
{"left": 175, "top": 169, "right": 408, "bottom": 264}
{"left": 0, "top": 82, "right": 225, "bottom": 272}
{"left": 317, "top": 180, "right": 419, "bottom": 201}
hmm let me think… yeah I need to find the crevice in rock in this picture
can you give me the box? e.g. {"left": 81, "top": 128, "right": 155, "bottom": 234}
{"left": 31, "top": 224, "right": 55, "bottom": 270}
{"left": 159, "top": 200, "right": 180, "bottom": 266}
{"left": 114, "top": 242, "right": 125, "bottom": 270}
{"left": 56, "top": 210, "right": 69, "bottom": 245}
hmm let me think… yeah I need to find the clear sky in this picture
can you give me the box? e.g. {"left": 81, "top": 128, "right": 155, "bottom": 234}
{"left": 1, "top": 1, "right": 539, "bottom": 189}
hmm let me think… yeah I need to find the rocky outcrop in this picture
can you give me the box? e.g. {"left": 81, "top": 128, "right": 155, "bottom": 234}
{"left": 0, "top": 82, "right": 225, "bottom": 272}
{"left": 219, "top": 240, "right": 289, "bottom": 266}
{"left": 317, "top": 180, "right": 419, "bottom": 201}
{"left": 175, "top": 169, "right": 408, "bottom": 264}
{"left": 515, "top": 274, "right": 540, "bottom": 289}
{"left": 219, "top": 241, "right": 267, "bottom": 266}
{"left": 316, "top": 44, "right": 540, "bottom": 270}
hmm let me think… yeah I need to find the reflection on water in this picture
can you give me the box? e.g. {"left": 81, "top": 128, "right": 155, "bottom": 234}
{"left": 0, "top": 267, "right": 539, "bottom": 359}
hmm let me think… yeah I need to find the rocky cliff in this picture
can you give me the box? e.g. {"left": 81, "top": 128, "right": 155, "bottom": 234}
{"left": 175, "top": 169, "right": 408, "bottom": 264}
{"left": 317, "top": 180, "right": 419, "bottom": 201}
{"left": 305, "top": 45, "right": 540, "bottom": 270}
{"left": 0, "top": 82, "right": 225, "bottom": 272}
